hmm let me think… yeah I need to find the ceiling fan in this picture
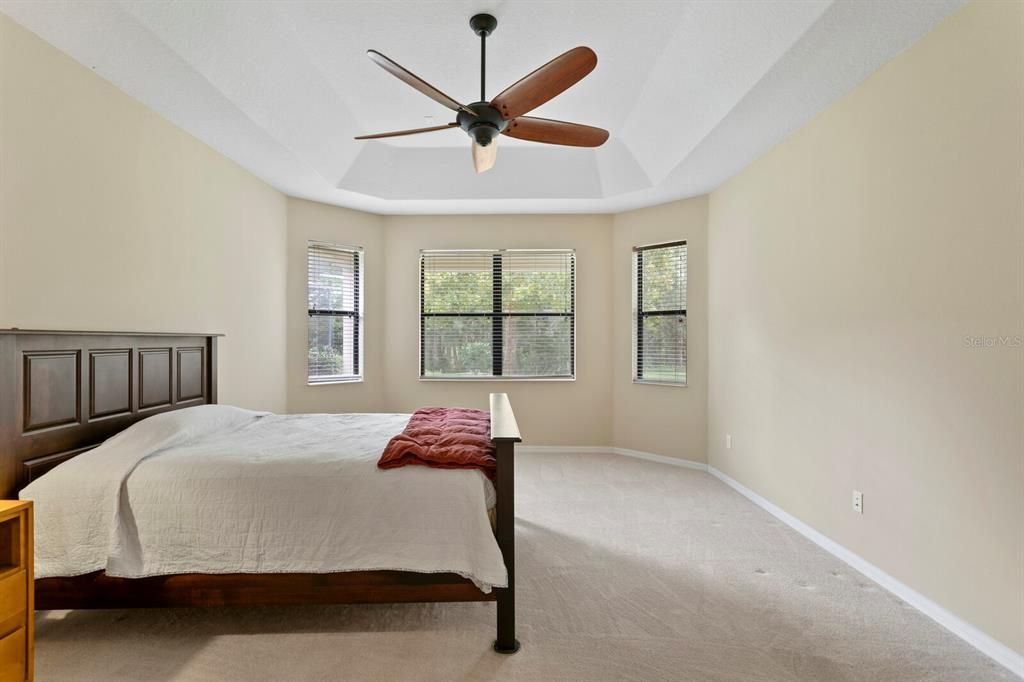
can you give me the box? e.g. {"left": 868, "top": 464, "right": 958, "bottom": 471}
{"left": 355, "top": 13, "right": 609, "bottom": 173}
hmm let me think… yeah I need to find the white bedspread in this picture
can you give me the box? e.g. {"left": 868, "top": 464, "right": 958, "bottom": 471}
{"left": 20, "top": 406, "right": 506, "bottom": 591}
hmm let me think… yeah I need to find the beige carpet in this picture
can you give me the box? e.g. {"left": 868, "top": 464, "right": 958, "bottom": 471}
{"left": 36, "top": 452, "right": 1011, "bottom": 681}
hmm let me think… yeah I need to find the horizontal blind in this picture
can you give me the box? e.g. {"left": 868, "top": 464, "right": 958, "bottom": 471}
{"left": 421, "top": 252, "right": 492, "bottom": 376}
{"left": 308, "top": 242, "right": 361, "bottom": 382}
{"left": 421, "top": 249, "right": 575, "bottom": 378}
{"left": 636, "top": 241, "right": 686, "bottom": 384}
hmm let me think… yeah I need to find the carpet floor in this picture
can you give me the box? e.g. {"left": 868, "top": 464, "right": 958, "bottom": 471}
{"left": 35, "top": 452, "right": 1011, "bottom": 681}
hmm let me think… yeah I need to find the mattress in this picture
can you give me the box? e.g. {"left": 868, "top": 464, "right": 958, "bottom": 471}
{"left": 20, "top": 405, "right": 507, "bottom": 591}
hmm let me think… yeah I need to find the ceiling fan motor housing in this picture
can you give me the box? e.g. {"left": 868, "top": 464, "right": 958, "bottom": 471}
{"left": 458, "top": 102, "right": 508, "bottom": 147}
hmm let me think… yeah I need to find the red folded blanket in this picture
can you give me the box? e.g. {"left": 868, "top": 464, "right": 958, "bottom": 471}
{"left": 378, "top": 407, "right": 496, "bottom": 478}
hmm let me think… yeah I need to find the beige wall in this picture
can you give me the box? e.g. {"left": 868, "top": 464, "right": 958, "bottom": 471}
{"left": 286, "top": 199, "right": 385, "bottom": 413}
{"left": 0, "top": 14, "right": 289, "bottom": 411}
{"left": 707, "top": 0, "right": 1023, "bottom": 654}
{"left": 612, "top": 198, "right": 708, "bottom": 461}
{"left": 380, "top": 214, "right": 614, "bottom": 446}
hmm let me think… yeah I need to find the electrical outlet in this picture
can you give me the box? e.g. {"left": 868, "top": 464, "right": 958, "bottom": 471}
{"left": 726, "top": 434, "right": 732, "bottom": 449}
{"left": 852, "top": 490, "right": 863, "bottom": 514}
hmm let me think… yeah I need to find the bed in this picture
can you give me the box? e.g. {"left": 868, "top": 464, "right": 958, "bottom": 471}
{"left": 0, "top": 330, "right": 521, "bottom": 653}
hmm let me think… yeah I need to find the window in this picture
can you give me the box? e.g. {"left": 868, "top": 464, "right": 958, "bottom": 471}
{"left": 634, "top": 241, "right": 686, "bottom": 385}
{"left": 307, "top": 242, "right": 362, "bottom": 383}
{"left": 420, "top": 249, "right": 575, "bottom": 379}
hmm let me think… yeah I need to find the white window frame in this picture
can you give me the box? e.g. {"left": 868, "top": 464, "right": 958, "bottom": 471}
{"left": 633, "top": 240, "right": 687, "bottom": 387}
{"left": 418, "top": 248, "right": 576, "bottom": 382}
{"left": 307, "top": 240, "right": 364, "bottom": 385}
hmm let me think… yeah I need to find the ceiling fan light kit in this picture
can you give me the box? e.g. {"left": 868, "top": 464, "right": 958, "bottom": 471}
{"left": 355, "top": 13, "right": 608, "bottom": 173}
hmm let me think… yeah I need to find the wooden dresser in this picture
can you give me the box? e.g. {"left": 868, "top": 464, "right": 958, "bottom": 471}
{"left": 0, "top": 501, "right": 32, "bottom": 682}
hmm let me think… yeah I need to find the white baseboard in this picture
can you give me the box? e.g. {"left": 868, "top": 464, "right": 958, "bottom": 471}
{"left": 610, "top": 447, "right": 708, "bottom": 471}
{"left": 707, "top": 465, "right": 1024, "bottom": 679}
{"left": 517, "top": 445, "right": 612, "bottom": 456}
{"left": 516, "top": 445, "right": 707, "bottom": 472}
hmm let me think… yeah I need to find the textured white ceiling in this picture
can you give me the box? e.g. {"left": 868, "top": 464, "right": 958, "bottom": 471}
{"left": 0, "top": 0, "right": 965, "bottom": 214}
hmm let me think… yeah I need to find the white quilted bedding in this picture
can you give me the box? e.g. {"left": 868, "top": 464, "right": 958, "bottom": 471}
{"left": 20, "top": 405, "right": 506, "bottom": 591}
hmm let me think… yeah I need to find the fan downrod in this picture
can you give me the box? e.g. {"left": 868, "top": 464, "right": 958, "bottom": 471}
{"left": 469, "top": 14, "right": 497, "bottom": 37}
{"left": 470, "top": 14, "right": 497, "bottom": 110}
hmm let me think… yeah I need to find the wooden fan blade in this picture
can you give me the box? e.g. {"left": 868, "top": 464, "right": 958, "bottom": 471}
{"left": 367, "top": 50, "right": 475, "bottom": 116}
{"left": 472, "top": 140, "right": 497, "bottom": 173}
{"left": 354, "top": 123, "right": 459, "bottom": 140}
{"left": 503, "top": 116, "right": 609, "bottom": 147}
{"left": 490, "top": 46, "right": 597, "bottom": 120}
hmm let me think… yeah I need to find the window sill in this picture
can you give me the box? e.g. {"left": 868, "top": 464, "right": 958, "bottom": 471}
{"left": 419, "top": 376, "right": 576, "bottom": 383}
{"left": 307, "top": 377, "right": 363, "bottom": 386}
{"left": 633, "top": 379, "right": 687, "bottom": 388}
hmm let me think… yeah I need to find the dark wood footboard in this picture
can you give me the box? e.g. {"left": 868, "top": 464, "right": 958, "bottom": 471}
{"left": 489, "top": 392, "right": 522, "bottom": 654}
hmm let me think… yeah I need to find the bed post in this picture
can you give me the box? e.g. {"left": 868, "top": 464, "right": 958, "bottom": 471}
{"left": 489, "top": 393, "right": 521, "bottom": 654}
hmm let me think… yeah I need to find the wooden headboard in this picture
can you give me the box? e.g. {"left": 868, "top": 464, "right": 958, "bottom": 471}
{"left": 0, "top": 330, "right": 220, "bottom": 498}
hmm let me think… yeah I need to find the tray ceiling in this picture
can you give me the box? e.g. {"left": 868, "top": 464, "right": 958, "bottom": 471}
{"left": 0, "top": 0, "right": 964, "bottom": 214}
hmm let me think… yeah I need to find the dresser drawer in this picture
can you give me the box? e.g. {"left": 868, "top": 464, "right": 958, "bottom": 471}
{"left": 0, "top": 626, "right": 25, "bottom": 682}
{"left": 0, "top": 571, "right": 25, "bottom": 631}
